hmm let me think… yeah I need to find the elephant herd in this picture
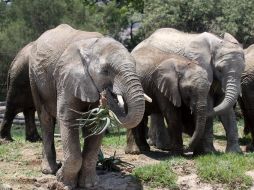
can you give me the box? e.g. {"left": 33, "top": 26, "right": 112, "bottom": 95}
{"left": 0, "top": 24, "right": 253, "bottom": 189}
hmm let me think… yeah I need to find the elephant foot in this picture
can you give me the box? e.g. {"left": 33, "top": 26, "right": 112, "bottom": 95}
{"left": 0, "top": 131, "right": 14, "bottom": 142}
{"left": 246, "top": 144, "right": 254, "bottom": 152}
{"left": 155, "top": 142, "right": 171, "bottom": 151}
{"left": 125, "top": 143, "right": 150, "bottom": 154}
{"left": 56, "top": 167, "right": 77, "bottom": 189}
{"left": 78, "top": 170, "right": 99, "bottom": 188}
{"left": 170, "top": 149, "right": 183, "bottom": 156}
{"left": 193, "top": 143, "right": 217, "bottom": 155}
{"left": 0, "top": 136, "right": 14, "bottom": 142}
{"left": 41, "top": 160, "right": 61, "bottom": 175}
{"left": 226, "top": 143, "right": 242, "bottom": 153}
{"left": 26, "top": 133, "right": 42, "bottom": 142}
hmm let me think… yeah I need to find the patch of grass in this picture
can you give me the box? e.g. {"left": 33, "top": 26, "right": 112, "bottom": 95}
{"left": 102, "top": 128, "right": 126, "bottom": 148}
{"left": 196, "top": 153, "right": 254, "bottom": 190}
{"left": 0, "top": 125, "right": 42, "bottom": 161}
{"left": 22, "top": 169, "right": 42, "bottom": 177}
{"left": 133, "top": 158, "right": 184, "bottom": 189}
{"left": 11, "top": 125, "right": 27, "bottom": 141}
{"left": 0, "top": 140, "right": 23, "bottom": 161}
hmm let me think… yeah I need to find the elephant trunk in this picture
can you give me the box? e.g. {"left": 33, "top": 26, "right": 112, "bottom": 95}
{"left": 120, "top": 74, "right": 145, "bottom": 129}
{"left": 209, "top": 73, "right": 240, "bottom": 116}
{"left": 188, "top": 102, "right": 207, "bottom": 150}
{"left": 110, "top": 61, "right": 145, "bottom": 129}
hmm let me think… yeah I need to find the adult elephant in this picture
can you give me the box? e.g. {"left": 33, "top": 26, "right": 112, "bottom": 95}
{"left": 0, "top": 42, "right": 41, "bottom": 142}
{"left": 128, "top": 28, "right": 245, "bottom": 154}
{"left": 239, "top": 44, "right": 254, "bottom": 152}
{"left": 24, "top": 24, "right": 146, "bottom": 189}
{"left": 125, "top": 44, "right": 211, "bottom": 154}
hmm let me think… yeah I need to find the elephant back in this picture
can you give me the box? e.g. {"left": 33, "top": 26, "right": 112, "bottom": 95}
{"left": 31, "top": 24, "right": 102, "bottom": 69}
{"left": 242, "top": 44, "right": 254, "bottom": 82}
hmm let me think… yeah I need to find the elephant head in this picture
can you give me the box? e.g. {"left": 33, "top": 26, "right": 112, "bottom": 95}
{"left": 210, "top": 33, "right": 245, "bottom": 116}
{"left": 72, "top": 37, "right": 146, "bottom": 129}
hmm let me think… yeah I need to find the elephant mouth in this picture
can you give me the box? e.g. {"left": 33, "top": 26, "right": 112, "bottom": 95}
{"left": 106, "top": 89, "right": 128, "bottom": 117}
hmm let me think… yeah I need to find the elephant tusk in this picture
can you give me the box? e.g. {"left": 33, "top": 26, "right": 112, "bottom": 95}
{"left": 144, "top": 94, "right": 152, "bottom": 103}
{"left": 117, "top": 95, "right": 125, "bottom": 107}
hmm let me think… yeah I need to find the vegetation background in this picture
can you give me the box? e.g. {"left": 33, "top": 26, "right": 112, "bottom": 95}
{"left": 0, "top": 0, "right": 254, "bottom": 99}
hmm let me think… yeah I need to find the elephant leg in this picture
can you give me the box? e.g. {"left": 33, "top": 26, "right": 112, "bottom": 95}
{"left": 56, "top": 120, "right": 82, "bottom": 188}
{"left": 24, "top": 109, "right": 42, "bottom": 142}
{"left": 39, "top": 107, "right": 59, "bottom": 174}
{"left": 148, "top": 113, "right": 170, "bottom": 150}
{"left": 193, "top": 117, "right": 216, "bottom": 154}
{"left": 164, "top": 108, "right": 183, "bottom": 155}
{"left": 125, "top": 116, "right": 150, "bottom": 154}
{"left": 0, "top": 105, "right": 16, "bottom": 141}
{"left": 78, "top": 134, "right": 103, "bottom": 188}
{"left": 147, "top": 115, "right": 156, "bottom": 146}
{"left": 154, "top": 93, "right": 182, "bottom": 154}
{"left": 239, "top": 96, "right": 254, "bottom": 152}
{"left": 194, "top": 95, "right": 216, "bottom": 154}
{"left": 219, "top": 108, "right": 242, "bottom": 153}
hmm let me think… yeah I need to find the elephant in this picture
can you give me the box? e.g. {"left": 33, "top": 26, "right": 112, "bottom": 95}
{"left": 14, "top": 24, "right": 147, "bottom": 189}
{"left": 238, "top": 44, "right": 254, "bottom": 152}
{"left": 125, "top": 44, "right": 211, "bottom": 154}
{"left": 0, "top": 42, "right": 41, "bottom": 142}
{"left": 127, "top": 28, "right": 245, "bottom": 154}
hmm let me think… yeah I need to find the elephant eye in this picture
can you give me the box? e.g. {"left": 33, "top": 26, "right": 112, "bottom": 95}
{"left": 218, "top": 67, "right": 223, "bottom": 73}
{"left": 216, "top": 65, "right": 223, "bottom": 73}
{"left": 101, "top": 69, "right": 109, "bottom": 75}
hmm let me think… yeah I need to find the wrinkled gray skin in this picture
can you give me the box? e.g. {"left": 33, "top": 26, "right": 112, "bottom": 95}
{"left": 134, "top": 28, "right": 245, "bottom": 154}
{"left": 0, "top": 42, "right": 42, "bottom": 142}
{"left": 125, "top": 44, "right": 210, "bottom": 154}
{"left": 239, "top": 44, "right": 254, "bottom": 152}
{"left": 27, "top": 24, "right": 145, "bottom": 189}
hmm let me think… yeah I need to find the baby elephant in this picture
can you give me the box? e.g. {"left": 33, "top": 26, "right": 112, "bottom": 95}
{"left": 125, "top": 44, "right": 211, "bottom": 155}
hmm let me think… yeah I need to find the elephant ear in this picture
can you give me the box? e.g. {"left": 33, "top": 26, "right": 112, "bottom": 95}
{"left": 58, "top": 43, "right": 99, "bottom": 103}
{"left": 152, "top": 59, "right": 181, "bottom": 107}
{"left": 223, "top": 33, "right": 239, "bottom": 44}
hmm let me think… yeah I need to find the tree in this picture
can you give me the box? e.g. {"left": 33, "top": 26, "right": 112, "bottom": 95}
{"left": 139, "top": 0, "right": 254, "bottom": 47}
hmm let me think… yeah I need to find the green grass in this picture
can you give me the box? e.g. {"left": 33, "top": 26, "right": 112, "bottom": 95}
{"left": 196, "top": 153, "right": 254, "bottom": 190}
{"left": 133, "top": 162, "right": 178, "bottom": 189}
{"left": 0, "top": 139, "right": 23, "bottom": 161}
{"left": 102, "top": 128, "right": 126, "bottom": 148}
{"left": 133, "top": 158, "right": 184, "bottom": 189}
{"left": 22, "top": 169, "right": 42, "bottom": 177}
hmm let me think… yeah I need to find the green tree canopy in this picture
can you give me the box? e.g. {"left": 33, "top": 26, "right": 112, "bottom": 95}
{"left": 0, "top": 0, "right": 254, "bottom": 99}
{"left": 140, "top": 0, "right": 254, "bottom": 47}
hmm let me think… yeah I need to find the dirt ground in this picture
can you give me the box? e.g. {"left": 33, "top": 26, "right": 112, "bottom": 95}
{"left": 1, "top": 135, "right": 254, "bottom": 190}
